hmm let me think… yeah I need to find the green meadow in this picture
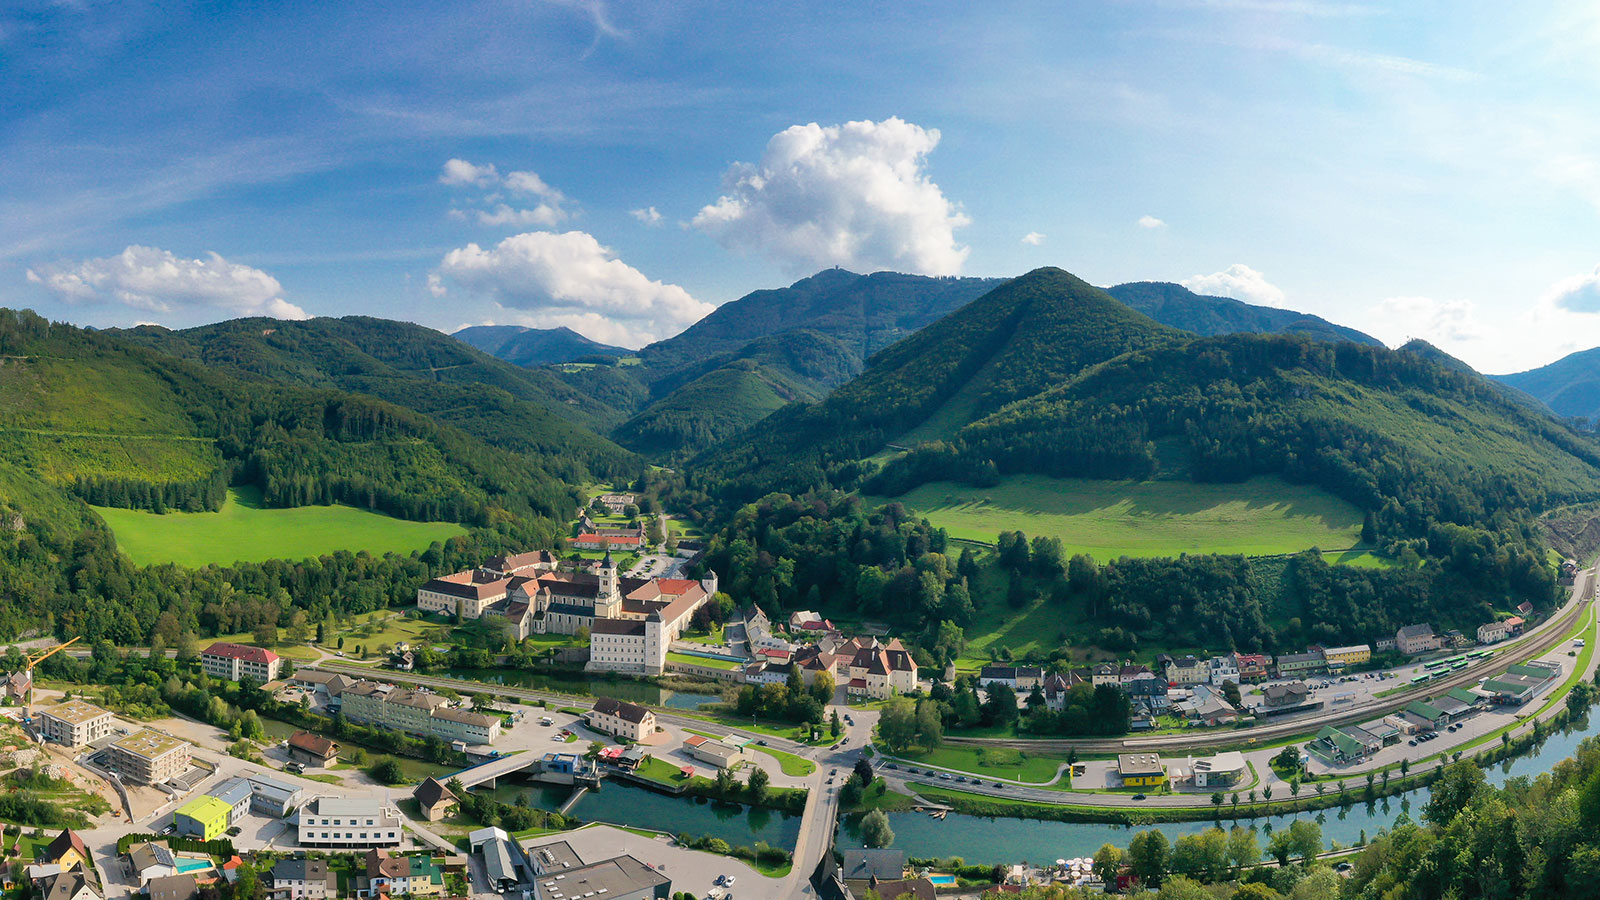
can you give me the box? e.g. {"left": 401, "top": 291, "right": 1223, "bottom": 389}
{"left": 94, "top": 486, "right": 467, "bottom": 567}
{"left": 867, "top": 474, "right": 1364, "bottom": 559}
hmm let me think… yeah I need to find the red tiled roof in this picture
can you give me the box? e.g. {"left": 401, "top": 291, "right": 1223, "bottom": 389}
{"left": 202, "top": 642, "right": 280, "bottom": 665}
{"left": 684, "top": 735, "right": 708, "bottom": 747}
{"left": 288, "top": 731, "right": 338, "bottom": 758}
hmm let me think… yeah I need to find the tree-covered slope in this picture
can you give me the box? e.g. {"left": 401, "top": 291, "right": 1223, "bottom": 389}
{"left": 453, "top": 324, "right": 629, "bottom": 366}
{"left": 115, "top": 316, "right": 639, "bottom": 468}
{"left": 611, "top": 329, "right": 861, "bottom": 456}
{"left": 1106, "top": 281, "right": 1384, "bottom": 346}
{"left": 692, "top": 268, "right": 1187, "bottom": 504}
{"left": 0, "top": 309, "right": 596, "bottom": 532}
{"left": 1495, "top": 346, "right": 1600, "bottom": 424}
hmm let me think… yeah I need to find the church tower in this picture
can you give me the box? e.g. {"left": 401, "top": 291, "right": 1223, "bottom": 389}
{"left": 596, "top": 550, "right": 621, "bottom": 615}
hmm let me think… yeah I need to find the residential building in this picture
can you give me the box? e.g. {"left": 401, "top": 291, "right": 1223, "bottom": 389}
{"left": 1234, "top": 653, "right": 1273, "bottom": 683}
{"left": 37, "top": 700, "right": 115, "bottom": 748}
{"left": 682, "top": 734, "right": 745, "bottom": 769}
{"left": 359, "top": 850, "right": 442, "bottom": 898}
{"left": 1261, "top": 681, "right": 1311, "bottom": 708}
{"left": 841, "top": 849, "right": 905, "bottom": 895}
{"left": 36, "top": 868, "right": 100, "bottom": 900}
{"left": 1517, "top": 601, "right": 1535, "bottom": 616}
{"left": 844, "top": 639, "right": 918, "bottom": 699}
{"left": 1478, "top": 621, "right": 1510, "bottom": 644}
{"left": 338, "top": 683, "right": 501, "bottom": 745}
{"left": 863, "top": 878, "right": 937, "bottom": 900}
{"left": 789, "top": 610, "right": 834, "bottom": 633}
{"left": 206, "top": 778, "right": 252, "bottom": 826}
{"left": 200, "top": 643, "right": 282, "bottom": 683}
{"left": 173, "top": 796, "right": 231, "bottom": 841}
{"left": 1375, "top": 637, "right": 1397, "bottom": 652}
{"left": 1275, "top": 651, "right": 1326, "bottom": 678}
{"left": 6, "top": 669, "right": 33, "bottom": 701}
{"left": 1164, "top": 656, "right": 1209, "bottom": 686}
{"left": 125, "top": 843, "right": 214, "bottom": 886}
{"left": 1189, "top": 751, "right": 1247, "bottom": 788}
{"left": 586, "top": 697, "right": 656, "bottom": 741}
{"left": 295, "top": 798, "right": 403, "bottom": 849}
{"left": 1117, "top": 753, "right": 1166, "bottom": 788}
{"left": 271, "top": 859, "right": 335, "bottom": 900}
{"left": 1043, "top": 671, "right": 1087, "bottom": 709}
{"left": 1123, "top": 670, "right": 1168, "bottom": 708}
{"left": 1503, "top": 616, "right": 1526, "bottom": 634}
{"left": 1396, "top": 624, "right": 1442, "bottom": 656}
{"left": 1207, "top": 656, "right": 1240, "bottom": 687}
{"left": 413, "top": 778, "right": 460, "bottom": 822}
{"left": 790, "top": 646, "right": 841, "bottom": 685}
{"left": 978, "top": 665, "right": 1042, "bottom": 689}
{"left": 1322, "top": 644, "right": 1372, "bottom": 668}
{"left": 287, "top": 732, "right": 340, "bottom": 768}
{"left": 245, "top": 775, "right": 303, "bottom": 818}
{"left": 289, "top": 669, "right": 353, "bottom": 698}
{"left": 42, "top": 830, "right": 90, "bottom": 870}
{"left": 146, "top": 875, "right": 199, "bottom": 900}
{"left": 107, "top": 730, "right": 191, "bottom": 785}
{"left": 1175, "top": 684, "right": 1239, "bottom": 726}
{"left": 1091, "top": 663, "right": 1121, "bottom": 686}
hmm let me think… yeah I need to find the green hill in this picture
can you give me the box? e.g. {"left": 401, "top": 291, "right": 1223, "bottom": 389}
{"left": 694, "top": 268, "right": 1188, "bottom": 503}
{"left": 1105, "top": 281, "right": 1383, "bottom": 346}
{"left": 1494, "top": 346, "right": 1600, "bottom": 423}
{"left": 114, "top": 316, "right": 639, "bottom": 466}
{"left": 453, "top": 324, "right": 629, "bottom": 366}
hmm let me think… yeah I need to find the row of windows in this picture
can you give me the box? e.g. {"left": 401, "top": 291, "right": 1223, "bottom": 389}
{"left": 302, "top": 832, "right": 399, "bottom": 840}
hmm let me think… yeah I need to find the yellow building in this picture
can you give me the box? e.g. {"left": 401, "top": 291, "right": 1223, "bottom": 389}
{"left": 1118, "top": 753, "right": 1167, "bottom": 788}
{"left": 174, "top": 795, "right": 232, "bottom": 841}
{"left": 1322, "top": 644, "right": 1372, "bottom": 668}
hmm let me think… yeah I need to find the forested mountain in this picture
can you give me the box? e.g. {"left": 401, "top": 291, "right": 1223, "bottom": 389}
{"left": 680, "top": 268, "right": 1600, "bottom": 651}
{"left": 114, "top": 316, "right": 640, "bottom": 459}
{"left": 611, "top": 329, "right": 861, "bottom": 455}
{"left": 1495, "top": 346, "right": 1600, "bottom": 425}
{"left": 692, "top": 267, "right": 1188, "bottom": 503}
{"left": 1105, "top": 281, "right": 1383, "bottom": 346}
{"left": 0, "top": 308, "right": 609, "bottom": 643}
{"left": 452, "top": 324, "right": 628, "bottom": 366}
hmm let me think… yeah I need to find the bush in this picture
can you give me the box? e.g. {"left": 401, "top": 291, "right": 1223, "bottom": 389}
{"left": 368, "top": 758, "right": 407, "bottom": 785}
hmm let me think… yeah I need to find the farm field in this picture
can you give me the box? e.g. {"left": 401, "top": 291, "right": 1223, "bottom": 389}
{"left": 93, "top": 486, "right": 467, "bottom": 567}
{"left": 865, "top": 474, "right": 1364, "bottom": 559}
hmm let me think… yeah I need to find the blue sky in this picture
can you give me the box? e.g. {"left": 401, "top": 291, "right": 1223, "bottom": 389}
{"left": 3, "top": 0, "right": 1598, "bottom": 371}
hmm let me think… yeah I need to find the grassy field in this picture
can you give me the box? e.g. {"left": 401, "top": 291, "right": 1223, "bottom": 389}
{"left": 94, "top": 486, "right": 468, "bottom": 567}
{"left": 665, "top": 651, "right": 740, "bottom": 671}
{"left": 865, "top": 474, "right": 1363, "bottom": 559}
{"left": 885, "top": 744, "right": 1066, "bottom": 784}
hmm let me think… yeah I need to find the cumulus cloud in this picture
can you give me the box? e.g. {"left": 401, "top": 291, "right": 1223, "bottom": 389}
{"left": 440, "top": 159, "right": 571, "bottom": 227}
{"left": 26, "top": 245, "right": 308, "bottom": 320}
{"left": 439, "top": 158, "right": 499, "bottom": 187}
{"left": 1020, "top": 231, "right": 1045, "bottom": 246}
{"left": 1138, "top": 215, "right": 1167, "bottom": 229}
{"left": 1181, "top": 263, "right": 1286, "bottom": 307}
{"left": 433, "top": 231, "right": 712, "bottom": 346}
{"left": 692, "top": 117, "right": 970, "bottom": 276}
{"left": 1367, "top": 295, "right": 1487, "bottom": 345}
{"left": 631, "top": 206, "right": 663, "bottom": 226}
{"left": 1545, "top": 265, "right": 1600, "bottom": 314}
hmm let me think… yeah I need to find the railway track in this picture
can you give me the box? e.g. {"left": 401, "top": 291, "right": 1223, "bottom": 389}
{"left": 949, "top": 567, "right": 1595, "bottom": 755}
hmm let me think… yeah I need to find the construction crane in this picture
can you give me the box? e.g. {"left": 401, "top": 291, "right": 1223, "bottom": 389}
{"left": 20, "top": 636, "right": 79, "bottom": 722}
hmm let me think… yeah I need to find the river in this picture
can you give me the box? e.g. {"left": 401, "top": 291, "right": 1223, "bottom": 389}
{"left": 441, "top": 667, "right": 725, "bottom": 710}
{"left": 838, "top": 712, "right": 1600, "bottom": 864}
{"left": 487, "top": 779, "right": 802, "bottom": 850}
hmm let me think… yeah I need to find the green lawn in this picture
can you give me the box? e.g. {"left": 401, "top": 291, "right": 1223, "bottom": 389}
{"left": 94, "top": 486, "right": 467, "bottom": 567}
{"left": 865, "top": 474, "right": 1363, "bottom": 560}
{"left": 665, "top": 651, "right": 740, "bottom": 671}
{"left": 887, "top": 744, "right": 1066, "bottom": 784}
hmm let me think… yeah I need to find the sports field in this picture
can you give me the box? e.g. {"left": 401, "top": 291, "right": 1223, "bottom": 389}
{"left": 867, "top": 474, "right": 1363, "bottom": 559}
{"left": 94, "top": 486, "right": 467, "bottom": 567}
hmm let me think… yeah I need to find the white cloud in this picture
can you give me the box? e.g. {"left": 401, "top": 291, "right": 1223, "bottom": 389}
{"left": 1020, "top": 231, "right": 1045, "bottom": 246}
{"left": 1181, "top": 263, "right": 1286, "bottom": 307}
{"left": 476, "top": 203, "right": 566, "bottom": 228}
{"left": 1366, "top": 295, "right": 1487, "bottom": 346}
{"left": 1137, "top": 215, "right": 1167, "bottom": 229}
{"left": 439, "top": 158, "right": 499, "bottom": 187}
{"left": 433, "top": 230, "right": 712, "bottom": 346}
{"left": 631, "top": 206, "right": 663, "bottom": 226}
{"left": 440, "top": 160, "right": 572, "bottom": 226}
{"left": 692, "top": 117, "right": 970, "bottom": 276}
{"left": 26, "top": 245, "right": 308, "bottom": 320}
{"left": 1544, "top": 265, "right": 1600, "bottom": 314}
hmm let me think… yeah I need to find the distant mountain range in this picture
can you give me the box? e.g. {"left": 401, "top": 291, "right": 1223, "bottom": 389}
{"left": 452, "top": 325, "right": 630, "bottom": 367}
{"left": 1493, "top": 347, "right": 1600, "bottom": 424}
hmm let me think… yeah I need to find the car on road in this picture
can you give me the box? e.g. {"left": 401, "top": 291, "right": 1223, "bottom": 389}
{"left": 994, "top": 782, "right": 1004, "bottom": 788}
{"left": 939, "top": 772, "right": 952, "bottom": 780}
{"left": 1132, "top": 793, "right": 1147, "bottom": 801}
{"left": 886, "top": 763, "right": 898, "bottom": 769}
{"left": 756, "top": 739, "right": 767, "bottom": 746}
{"left": 830, "top": 768, "right": 837, "bottom": 775}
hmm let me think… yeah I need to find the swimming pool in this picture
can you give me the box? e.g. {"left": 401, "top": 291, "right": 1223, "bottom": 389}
{"left": 928, "top": 875, "right": 957, "bottom": 886}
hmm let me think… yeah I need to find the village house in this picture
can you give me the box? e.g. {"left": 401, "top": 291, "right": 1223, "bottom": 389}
{"left": 585, "top": 697, "right": 656, "bottom": 741}
{"left": 271, "top": 859, "right": 335, "bottom": 900}
{"left": 413, "top": 777, "right": 460, "bottom": 822}
{"left": 1234, "top": 653, "right": 1273, "bottom": 683}
{"left": 977, "top": 665, "right": 1043, "bottom": 690}
{"left": 1090, "top": 663, "right": 1121, "bottom": 686}
{"left": 1397, "top": 624, "right": 1442, "bottom": 655}
{"left": 286, "top": 731, "right": 340, "bottom": 768}
{"left": 1162, "top": 655, "right": 1209, "bottom": 686}
{"left": 1478, "top": 621, "right": 1510, "bottom": 644}
{"left": 1274, "top": 650, "right": 1326, "bottom": 679}
{"left": 1207, "top": 656, "right": 1241, "bottom": 687}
